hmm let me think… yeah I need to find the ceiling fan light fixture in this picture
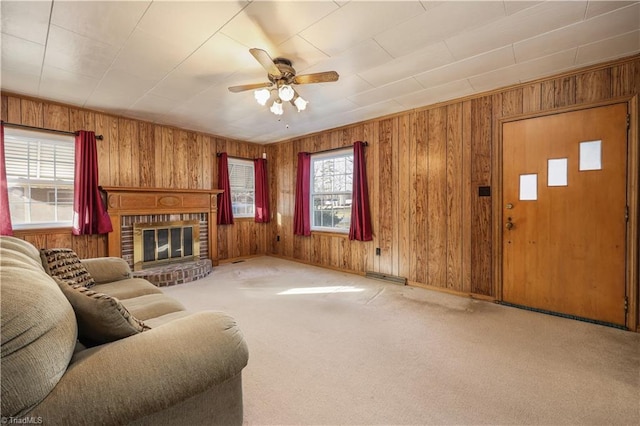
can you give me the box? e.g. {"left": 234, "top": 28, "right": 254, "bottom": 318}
{"left": 254, "top": 88, "right": 271, "bottom": 106}
{"left": 270, "top": 99, "right": 284, "bottom": 115}
{"left": 278, "top": 84, "right": 295, "bottom": 102}
{"left": 293, "top": 96, "right": 308, "bottom": 112}
{"left": 229, "top": 48, "right": 338, "bottom": 116}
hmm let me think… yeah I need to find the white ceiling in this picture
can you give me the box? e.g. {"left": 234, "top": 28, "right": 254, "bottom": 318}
{"left": 1, "top": 1, "right": 639, "bottom": 144}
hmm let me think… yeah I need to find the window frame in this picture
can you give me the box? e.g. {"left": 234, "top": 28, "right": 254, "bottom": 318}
{"left": 309, "top": 148, "right": 354, "bottom": 234}
{"left": 4, "top": 127, "right": 75, "bottom": 230}
{"left": 227, "top": 157, "right": 255, "bottom": 219}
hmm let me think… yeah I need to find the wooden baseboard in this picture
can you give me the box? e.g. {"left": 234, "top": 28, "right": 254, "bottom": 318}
{"left": 266, "top": 254, "right": 367, "bottom": 277}
{"left": 266, "top": 254, "right": 497, "bottom": 302}
{"left": 218, "top": 254, "right": 265, "bottom": 264}
{"left": 407, "top": 280, "right": 497, "bottom": 302}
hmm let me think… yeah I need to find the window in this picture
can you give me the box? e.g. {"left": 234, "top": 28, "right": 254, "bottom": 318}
{"left": 4, "top": 128, "right": 75, "bottom": 228}
{"left": 310, "top": 149, "right": 353, "bottom": 232}
{"left": 228, "top": 158, "right": 255, "bottom": 218}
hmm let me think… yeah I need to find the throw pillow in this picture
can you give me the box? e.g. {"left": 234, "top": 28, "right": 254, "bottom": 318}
{"left": 53, "top": 277, "right": 150, "bottom": 345}
{"left": 40, "top": 248, "right": 96, "bottom": 288}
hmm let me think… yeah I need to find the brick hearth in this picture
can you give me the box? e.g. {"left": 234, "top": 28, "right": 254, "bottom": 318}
{"left": 132, "top": 259, "right": 212, "bottom": 287}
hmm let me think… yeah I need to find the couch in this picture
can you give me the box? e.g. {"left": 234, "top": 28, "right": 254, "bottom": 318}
{"left": 0, "top": 236, "right": 249, "bottom": 425}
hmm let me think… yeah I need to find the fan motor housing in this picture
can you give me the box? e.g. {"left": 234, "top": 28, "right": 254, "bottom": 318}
{"left": 269, "top": 58, "right": 296, "bottom": 84}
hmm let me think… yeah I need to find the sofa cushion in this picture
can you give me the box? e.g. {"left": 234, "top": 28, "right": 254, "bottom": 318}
{"left": 0, "top": 236, "right": 45, "bottom": 270}
{"left": 143, "top": 311, "right": 193, "bottom": 329}
{"left": 54, "top": 278, "right": 150, "bottom": 346}
{"left": 0, "top": 264, "right": 77, "bottom": 418}
{"left": 40, "top": 248, "right": 96, "bottom": 288}
{"left": 1, "top": 247, "right": 47, "bottom": 271}
{"left": 93, "top": 278, "right": 163, "bottom": 300}
{"left": 80, "top": 257, "right": 132, "bottom": 284}
{"left": 0, "top": 235, "right": 42, "bottom": 259}
{"left": 120, "top": 294, "right": 187, "bottom": 322}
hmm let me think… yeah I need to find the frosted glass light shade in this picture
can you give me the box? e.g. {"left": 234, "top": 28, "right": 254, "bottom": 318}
{"left": 270, "top": 100, "right": 284, "bottom": 115}
{"left": 294, "top": 96, "right": 308, "bottom": 112}
{"left": 254, "top": 89, "right": 271, "bottom": 106}
{"left": 278, "top": 85, "right": 295, "bottom": 102}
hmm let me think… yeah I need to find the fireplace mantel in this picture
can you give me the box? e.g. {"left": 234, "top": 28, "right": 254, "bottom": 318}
{"left": 102, "top": 186, "right": 223, "bottom": 265}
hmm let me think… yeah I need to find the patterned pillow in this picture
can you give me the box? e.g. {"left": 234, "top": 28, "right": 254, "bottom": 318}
{"left": 40, "top": 248, "right": 95, "bottom": 288}
{"left": 53, "top": 277, "right": 150, "bottom": 345}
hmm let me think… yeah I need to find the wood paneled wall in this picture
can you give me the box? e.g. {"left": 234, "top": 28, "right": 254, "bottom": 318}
{"left": 2, "top": 55, "right": 638, "bottom": 315}
{"left": 1, "top": 95, "right": 270, "bottom": 259}
{"left": 268, "top": 56, "right": 639, "bottom": 304}
{"left": 214, "top": 141, "right": 270, "bottom": 260}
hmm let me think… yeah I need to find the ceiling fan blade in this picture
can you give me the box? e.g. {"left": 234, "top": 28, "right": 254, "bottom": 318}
{"left": 228, "top": 82, "right": 272, "bottom": 93}
{"left": 249, "top": 48, "right": 282, "bottom": 77}
{"left": 293, "top": 71, "right": 339, "bottom": 85}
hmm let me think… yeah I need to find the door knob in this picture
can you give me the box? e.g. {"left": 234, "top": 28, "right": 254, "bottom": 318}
{"left": 505, "top": 221, "right": 514, "bottom": 230}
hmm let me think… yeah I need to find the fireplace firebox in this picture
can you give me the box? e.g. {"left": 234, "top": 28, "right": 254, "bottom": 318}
{"left": 133, "top": 220, "right": 200, "bottom": 271}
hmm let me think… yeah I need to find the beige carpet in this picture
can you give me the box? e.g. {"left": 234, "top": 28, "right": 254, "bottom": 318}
{"left": 162, "top": 256, "right": 640, "bottom": 425}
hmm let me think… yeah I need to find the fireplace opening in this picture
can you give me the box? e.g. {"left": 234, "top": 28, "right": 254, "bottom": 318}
{"left": 133, "top": 220, "right": 200, "bottom": 271}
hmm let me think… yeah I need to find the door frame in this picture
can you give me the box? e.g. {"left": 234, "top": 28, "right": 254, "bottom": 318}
{"left": 492, "top": 96, "right": 639, "bottom": 331}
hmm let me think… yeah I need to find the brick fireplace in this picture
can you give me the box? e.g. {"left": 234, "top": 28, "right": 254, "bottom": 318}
{"left": 103, "top": 187, "right": 223, "bottom": 285}
{"left": 133, "top": 219, "right": 200, "bottom": 270}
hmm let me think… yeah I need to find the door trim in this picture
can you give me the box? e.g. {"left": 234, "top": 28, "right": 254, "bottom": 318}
{"left": 492, "top": 96, "right": 639, "bottom": 331}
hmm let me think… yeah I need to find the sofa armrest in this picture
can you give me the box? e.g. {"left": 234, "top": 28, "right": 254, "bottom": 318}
{"left": 29, "top": 311, "right": 249, "bottom": 425}
{"left": 80, "top": 257, "right": 131, "bottom": 283}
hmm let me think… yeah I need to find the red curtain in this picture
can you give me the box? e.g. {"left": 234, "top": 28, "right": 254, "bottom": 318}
{"left": 293, "top": 152, "right": 311, "bottom": 236}
{"left": 254, "top": 158, "right": 270, "bottom": 223}
{"left": 349, "top": 141, "right": 372, "bottom": 241}
{"left": 217, "top": 153, "right": 234, "bottom": 225}
{"left": 72, "top": 131, "right": 112, "bottom": 235}
{"left": 0, "top": 124, "right": 13, "bottom": 236}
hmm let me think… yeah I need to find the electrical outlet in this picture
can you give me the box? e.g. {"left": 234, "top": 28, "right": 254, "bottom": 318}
{"left": 375, "top": 247, "right": 381, "bottom": 256}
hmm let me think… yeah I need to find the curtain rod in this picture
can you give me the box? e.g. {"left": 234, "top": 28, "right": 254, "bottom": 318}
{"left": 310, "top": 141, "right": 368, "bottom": 156}
{"left": 218, "top": 142, "right": 368, "bottom": 159}
{"left": 1, "top": 121, "right": 104, "bottom": 140}
{"left": 216, "top": 153, "right": 263, "bottom": 160}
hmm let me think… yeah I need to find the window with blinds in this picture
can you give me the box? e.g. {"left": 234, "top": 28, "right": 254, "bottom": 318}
{"left": 4, "top": 127, "right": 75, "bottom": 228}
{"left": 310, "top": 149, "right": 353, "bottom": 232}
{"left": 228, "top": 158, "right": 255, "bottom": 218}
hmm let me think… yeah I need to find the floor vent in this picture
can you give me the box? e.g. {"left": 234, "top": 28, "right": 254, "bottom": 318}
{"left": 365, "top": 271, "right": 407, "bottom": 286}
{"left": 232, "top": 260, "right": 246, "bottom": 264}
{"left": 499, "top": 302, "right": 626, "bottom": 330}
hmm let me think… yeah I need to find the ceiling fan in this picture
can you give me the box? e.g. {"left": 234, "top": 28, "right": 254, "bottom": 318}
{"left": 228, "top": 48, "right": 339, "bottom": 115}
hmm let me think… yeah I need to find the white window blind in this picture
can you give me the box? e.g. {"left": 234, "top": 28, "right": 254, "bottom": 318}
{"left": 4, "top": 127, "right": 75, "bottom": 228}
{"left": 228, "top": 158, "right": 255, "bottom": 218}
{"left": 310, "top": 149, "right": 353, "bottom": 232}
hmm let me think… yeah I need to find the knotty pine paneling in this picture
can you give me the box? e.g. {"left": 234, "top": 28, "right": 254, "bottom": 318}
{"left": 411, "top": 110, "right": 428, "bottom": 285}
{"left": 1, "top": 96, "right": 7, "bottom": 122}
{"left": 173, "top": 130, "right": 189, "bottom": 189}
{"left": 522, "top": 84, "right": 542, "bottom": 114}
{"left": 138, "top": 122, "right": 156, "bottom": 187}
{"left": 611, "top": 61, "right": 638, "bottom": 97}
{"left": 1, "top": 93, "right": 269, "bottom": 261}
{"left": 43, "top": 104, "right": 69, "bottom": 131}
{"left": 20, "top": 99, "right": 43, "bottom": 127}
{"left": 2, "top": 56, "right": 638, "bottom": 322}
{"left": 118, "top": 118, "right": 137, "bottom": 187}
{"left": 396, "top": 113, "right": 412, "bottom": 280}
{"left": 426, "top": 107, "right": 448, "bottom": 289}
{"left": 214, "top": 139, "right": 269, "bottom": 260}
{"left": 461, "top": 100, "right": 473, "bottom": 294}
{"left": 377, "top": 118, "right": 393, "bottom": 275}
{"left": 269, "top": 55, "right": 638, "bottom": 307}
{"left": 6, "top": 97, "right": 21, "bottom": 123}
{"left": 576, "top": 69, "right": 612, "bottom": 103}
{"left": 446, "top": 103, "right": 463, "bottom": 291}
